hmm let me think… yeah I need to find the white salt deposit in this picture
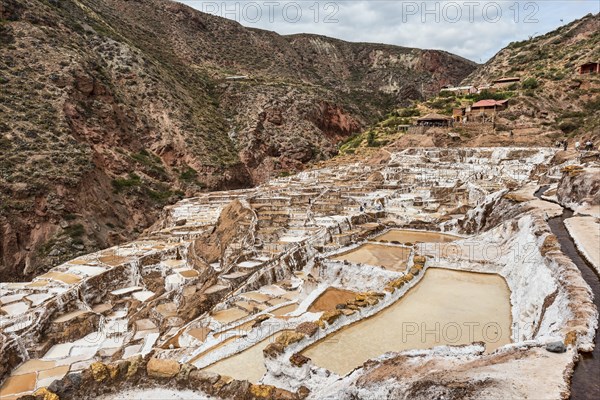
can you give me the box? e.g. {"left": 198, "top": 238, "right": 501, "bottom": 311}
{"left": 99, "top": 388, "right": 211, "bottom": 399}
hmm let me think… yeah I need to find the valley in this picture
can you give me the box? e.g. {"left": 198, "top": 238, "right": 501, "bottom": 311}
{"left": 1, "top": 2, "right": 599, "bottom": 399}
{"left": 1, "top": 147, "right": 598, "bottom": 399}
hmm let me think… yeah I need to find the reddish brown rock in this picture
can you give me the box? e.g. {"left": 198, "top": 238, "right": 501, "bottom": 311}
{"left": 319, "top": 310, "right": 342, "bottom": 325}
{"left": 290, "top": 353, "right": 310, "bottom": 367}
{"left": 295, "top": 321, "right": 319, "bottom": 337}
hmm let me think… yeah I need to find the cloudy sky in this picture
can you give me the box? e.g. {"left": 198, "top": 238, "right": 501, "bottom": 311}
{"left": 179, "top": 1, "right": 599, "bottom": 62}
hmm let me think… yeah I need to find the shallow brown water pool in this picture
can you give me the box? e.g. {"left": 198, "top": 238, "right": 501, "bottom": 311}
{"left": 202, "top": 333, "right": 285, "bottom": 382}
{"left": 331, "top": 243, "right": 411, "bottom": 271}
{"left": 308, "top": 287, "right": 357, "bottom": 313}
{"left": 303, "top": 268, "right": 512, "bottom": 375}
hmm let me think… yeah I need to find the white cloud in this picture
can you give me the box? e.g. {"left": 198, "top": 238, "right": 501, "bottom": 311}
{"left": 180, "top": 1, "right": 599, "bottom": 61}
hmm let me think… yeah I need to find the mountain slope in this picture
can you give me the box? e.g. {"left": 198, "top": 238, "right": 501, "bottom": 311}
{"left": 462, "top": 13, "right": 600, "bottom": 140}
{"left": 0, "top": 0, "right": 476, "bottom": 280}
{"left": 340, "top": 14, "right": 600, "bottom": 155}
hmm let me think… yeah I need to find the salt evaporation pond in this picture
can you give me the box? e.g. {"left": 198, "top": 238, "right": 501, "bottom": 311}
{"left": 373, "top": 229, "right": 460, "bottom": 244}
{"left": 308, "top": 287, "right": 357, "bottom": 313}
{"left": 202, "top": 334, "right": 282, "bottom": 382}
{"left": 303, "top": 268, "right": 512, "bottom": 376}
{"left": 331, "top": 243, "right": 411, "bottom": 271}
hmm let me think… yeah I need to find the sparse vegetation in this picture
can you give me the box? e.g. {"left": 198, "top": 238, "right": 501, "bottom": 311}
{"left": 339, "top": 134, "right": 363, "bottom": 153}
{"left": 466, "top": 91, "right": 513, "bottom": 102}
{"left": 397, "top": 108, "right": 421, "bottom": 117}
{"left": 521, "top": 78, "right": 539, "bottom": 90}
{"left": 63, "top": 224, "right": 85, "bottom": 239}
{"left": 559, "top": 119, "right": 583, "bottom": 134}
{"left": 112, "top": 173, "right": 142, "bottom": 192}
{"left": 179, "top": 166, "right": 198, "bottom": 182}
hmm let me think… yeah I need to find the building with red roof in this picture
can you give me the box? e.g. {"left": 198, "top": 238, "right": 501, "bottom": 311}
{"left": 465, "top": 99, "right": 509, "bottom": 122}
{"left": 471, "top": 99, "right": 509, "bottom": 109}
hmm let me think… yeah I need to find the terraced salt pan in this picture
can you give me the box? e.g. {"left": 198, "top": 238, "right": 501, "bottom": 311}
{"left": 240, "top": 291, "right": 272, "bottom": 303}
{"left": 188, "top": 326, "right": 212, "bottom": 342}
{"left": 373, "top": 229, "right": 460, "bottom": 244}
{"left": 308, "top": 288, "right": 357, "bottom": 313}
{"left": 270, "top": 303, "right": 298, "bottom": 317}
{"left": 0, "top": 148, "right": 567, "bottom": 399}
{"left": 0, "top": 301, "right": 29, "bottom": 316}
{"left": 35, "top": 365, "right": 70, "bottom": 389}
{"left": 202, "top": 334, "right": 281, "bottom": 382}
{"left": 132, "top": 290, "right": 155, "bottom": 302}
{"left": 25, "top": 293, "right": 52, "bottom": 306}
{"left": 235, "top": 300, "right": 267, "bottom": 313}
{"left": 162, "top": 259, "right": 186, "bottom": 268}
{"left": 53, "top": 309, "right": 87, "bottom": 323}
{"left": 331, "top": 243, "right": 411, "bottom": 271}
{"left": 0, "top": 294, "right": 25, "bottom": 305}
{"left": 12, "top": 359, "right": 56, "bottom": 375}
{"left": 110, "top": 286, "right": 143, "bottom": 296}
{"left": 303, "top": 268, "right": 512, "bottom": 376}
{"left": 237, "top": 260, "right": 263, "bottom": 269}
{"left": 177, "top": 270, "right": 199, "bottom": 278}
{"left": 97, "top": 255, "right": 130, "bottom": 266}
{"left": 257, "top": 285, "right": 288, "bottom": 297}
{"left": 266, "top": 297, "right": 288, "bottom": 306}
{"left": 65, "top": 265, "right": 107, "bottom": 277}
{"left": 26, "top": 280, "right": 49, "bottom": 288}
{"left": 210, "top": 307, "right": 248, "bottom": 324}
{"left": 38, "top": 271, "right": 81, "bottom": 285}
{"left": 43, "top": 342, "right": 75, "bottom": 359}
{"left": 0, "top": 372, "right": 36, "bottom": 398}
{"left": 190, "top": 335, "right": 242, "bottom": 364}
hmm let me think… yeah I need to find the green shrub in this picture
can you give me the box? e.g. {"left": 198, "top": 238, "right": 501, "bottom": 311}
{"left": 112, "top": 173, "right": 142, "bottom": 191}
{"left": 64, "top": 224, "right": 85, "bottom": 238}
{"left": 438, "top": 91, "right": 456, "bottom": 98}
{"left": 397, "top": 108, "right": 420, "bottom": 117}
{"left": 427, "top": 96, "right": 456, "bottom": 109}
{"left": 179, "top": 166, "right": 198, "bottom": 182}
{"left": 147, "top": 188, "right": 172, "bottom": 203}
{"left": 130, "top": 150, "right": 168, "bottom": 180}
{"left": 367, "top": 131, "right": 377, "bottom": 147}
{"left": 559, "top": 120, "right": 582, "bottom": 133}
{"left": 522, "top": 78, "right": 539, "bottom": 90}
{"left": 466, "top": 91, "right": 512, "bottom": 102}
{"left": 339, "top": 134, "right": 363, "bottom": 152}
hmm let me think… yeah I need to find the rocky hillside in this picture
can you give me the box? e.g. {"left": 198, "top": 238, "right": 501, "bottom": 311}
{"left": 462, "top": 13, "right": 600, "bottom": 140}
{"left": 339, "top": 14, "right": 599, "bottom": 155}
{"left": 0, "top": 0, "right": 476, "bottom": 280}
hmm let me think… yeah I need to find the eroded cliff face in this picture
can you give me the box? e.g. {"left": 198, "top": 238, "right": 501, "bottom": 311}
{"left": 0, "top": 0, "right": 476, "bottom": 280}
{"left": 188, "top": 199, "right": 256, "bottom": 267}
{"left": 556, "top": 166, "right": 600, "bottom": 209}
